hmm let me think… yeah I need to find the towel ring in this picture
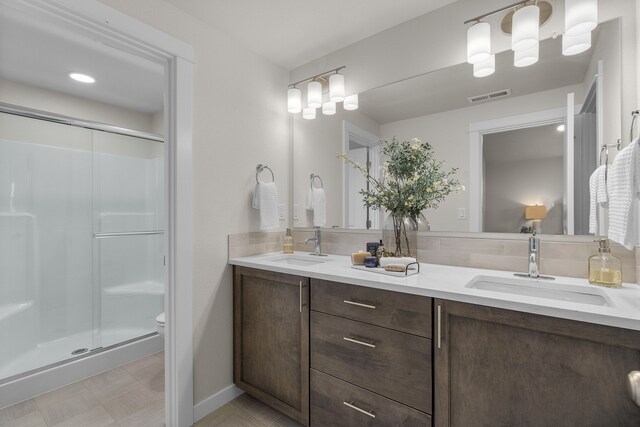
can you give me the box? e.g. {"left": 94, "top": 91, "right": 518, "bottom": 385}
{"left": 256, "top": 164, "right": 274, "bottom": 183}
{"left": 310, "top": 173, "right": 324, "bottom": 189}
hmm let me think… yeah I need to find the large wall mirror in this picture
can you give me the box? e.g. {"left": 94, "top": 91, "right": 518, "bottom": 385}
{"left": 293, "top": 16, "right": 623, "bottom": 236}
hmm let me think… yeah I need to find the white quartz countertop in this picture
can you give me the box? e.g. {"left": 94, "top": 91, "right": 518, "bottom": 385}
{"left": 229, "top": 252, "right": 640, "bottom": 331}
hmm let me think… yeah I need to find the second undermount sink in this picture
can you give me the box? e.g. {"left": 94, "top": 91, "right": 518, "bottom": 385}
{"left": 268, "top": 255, "right": 332, "bottom": 267}
{"left": 466, "top": 275, "right": 613, "bottom": 307}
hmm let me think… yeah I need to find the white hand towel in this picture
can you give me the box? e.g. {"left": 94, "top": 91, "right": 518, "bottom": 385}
{"left": 596, "top": 164, "right": 609, "bottom": 206}
{"left": 252, "top": 181, "right": 280, "bottom": 231}
{"left": 305, "top": 188, "right": 313, "bottom": 210}
{"left": 588, "top": 166, "right": 600, "bottom": 234}
{"left": 607, "top": 140, "right": 640, "bottom": 249}
{"left": 311, "top": 187, "right": 326, "bottom": 227}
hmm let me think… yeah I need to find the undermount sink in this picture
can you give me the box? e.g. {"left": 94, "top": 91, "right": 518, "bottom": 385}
{"left": 466, "top": 275, "right": 613, "bottom": 307}
{"left": 268, "top": 255, "right": 332, "bottom": 266}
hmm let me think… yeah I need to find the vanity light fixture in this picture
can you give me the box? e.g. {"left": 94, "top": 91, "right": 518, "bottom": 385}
{"left": 287, "top": 66, "right": 357, "bottom": 119}
{"left": 464, "top": 0, "right": 597, "bottom": 77}
{"left": 69, "top": 72, "right": 95, "bottom": 83}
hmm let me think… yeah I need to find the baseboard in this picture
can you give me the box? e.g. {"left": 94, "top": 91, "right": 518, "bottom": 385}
{"left": 193, "top": 384, "right": 244, "bottom": 422}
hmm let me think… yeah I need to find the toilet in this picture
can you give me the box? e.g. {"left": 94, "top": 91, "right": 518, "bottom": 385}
{"left": 155, "top": 313, "right": 165, "bottom": 339}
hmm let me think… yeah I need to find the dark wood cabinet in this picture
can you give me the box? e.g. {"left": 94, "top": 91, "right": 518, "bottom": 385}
{"left": 233, "top": 267, "right": 309, "bottom": 425}
{"left": 434, "top": 299, "right": 640, "bottom": 427}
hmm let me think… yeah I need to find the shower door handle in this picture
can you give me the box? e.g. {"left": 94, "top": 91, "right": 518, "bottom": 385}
{"left": 94, "top": 230, "right": 164, "bottom": 238}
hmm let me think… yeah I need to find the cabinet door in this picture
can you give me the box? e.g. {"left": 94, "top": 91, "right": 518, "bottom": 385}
{"left": 234, "top": 267, "right": 309, "bottom": 425}
{"left": 434, "top": 299, "right": 640, "bottom": 427}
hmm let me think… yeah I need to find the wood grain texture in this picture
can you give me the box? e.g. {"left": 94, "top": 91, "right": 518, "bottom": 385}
{"left": 233, "top": 267, "right": 309, "bottom": 426}
{"left": 434, "top": 299, "right": 640, "bottom": 427}
{"left": 310, "top": 311, "right": 432, "bottom": 413}
{"left": 311, "top": 278, "right": 432, "bottom": 337}
{"left": 311, "top": 369, "right": 431, "bottom": 427}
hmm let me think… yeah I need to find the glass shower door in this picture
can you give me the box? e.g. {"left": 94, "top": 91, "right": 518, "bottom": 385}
{"left": 92, "top": 131, "right": 164, "bottom": 349}
{"left": 0, "top": 113, "right": 94, "bottom": 381}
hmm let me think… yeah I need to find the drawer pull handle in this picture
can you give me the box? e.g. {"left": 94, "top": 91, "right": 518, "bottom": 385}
{"left": 343, "top": 299, "right": 376, "bottom": 309}
{"left": 437, "top": 304, "right": 442, "bottom": 349}
{"left": 299, "top": 281, "right": 303, "bottom": 313}
{"left": 343, "top": 336, "right": 376, "bottom": 348}
{"left": 343, "top": 401, "right": 376, "bottom": 418}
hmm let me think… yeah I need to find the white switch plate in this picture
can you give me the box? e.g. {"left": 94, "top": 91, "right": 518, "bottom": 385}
{"left": 293, "top": 204, "right": 300, "bottom": 220}
{"left": 278, "top": 204, "right": 286, "bottom": 221}
{"left": 457, "top": 207, "right": 466, "bottom": 220}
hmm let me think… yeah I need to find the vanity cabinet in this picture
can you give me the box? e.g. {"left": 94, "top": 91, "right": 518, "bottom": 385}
{"left": 233, "top": 267, "right": 309, "bottom": 425}
{"left": 310, "top": 278, "right": 432, "bottom": 425}
{"left": 434, "top": 299, "right": 640, "bottom": 427}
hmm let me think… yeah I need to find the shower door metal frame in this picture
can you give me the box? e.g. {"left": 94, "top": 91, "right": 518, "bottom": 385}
{"left": 11, "top": 1, "right": 195, "bottom": 426}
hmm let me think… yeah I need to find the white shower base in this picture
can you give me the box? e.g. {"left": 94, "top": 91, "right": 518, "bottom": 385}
{"left": 0, "top": 332, "right": 162, "bottom": 409}
{"left": 0, "top": 327, "right": 154, "bottom": 382}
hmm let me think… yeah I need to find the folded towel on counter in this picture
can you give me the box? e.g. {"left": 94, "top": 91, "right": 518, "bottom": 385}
{"left": 607, "top": 140, "right": 640, "bottom": 249}
{"left": 588, "top": 165, "right": 608, "bottom": 234}
{"left": 252, "top": 181, "right": 280, "bottom": 231}
{"left": 310, "top": 187, "right": 326, "bottom": 227}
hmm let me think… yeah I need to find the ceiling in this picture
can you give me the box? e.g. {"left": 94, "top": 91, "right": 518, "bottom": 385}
{"left": 0, "top": 3, "right": 164, "bottom": 114}
{"left": 162, "top": 0, "right": 457, "bottom": 69}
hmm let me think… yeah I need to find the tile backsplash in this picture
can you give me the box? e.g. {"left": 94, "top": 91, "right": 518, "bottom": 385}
{"left": 229, "top": 229, "right": 638, "bottom": 284}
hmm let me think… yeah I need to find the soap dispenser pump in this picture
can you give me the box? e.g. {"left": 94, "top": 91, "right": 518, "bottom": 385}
{"left": 283, "top": 228, "right": 294, "bottom": 254}
{"left": 588, "top": 238, "right": 622, "bottom": 288}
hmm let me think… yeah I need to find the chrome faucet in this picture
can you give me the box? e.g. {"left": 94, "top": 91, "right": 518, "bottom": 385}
{"left": 514, "top": 233, "right": 555, "bottom": 280}
{"left": 304, "top": 227, "right": 326, "bottom": 256}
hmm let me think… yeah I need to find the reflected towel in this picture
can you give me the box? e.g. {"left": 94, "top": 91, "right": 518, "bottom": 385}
{"left": 252, "top": 181, "right": 280, "bottom": 231}
{"left": 311, "top": 188, "right": 326, "bottom": 227}
{"left": 588, "top": 165, "right": 607, "bottom": 234}
{"left": 607, "top": 140, "right": 640, "bottom": 249}
{"left": 305, "top": 189, "right": 313, "bottom": 210}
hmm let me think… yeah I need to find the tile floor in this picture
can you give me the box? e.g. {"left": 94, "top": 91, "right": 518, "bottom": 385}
{"left": 195, "top": 393, "right": 302, "bottom": 427}
{"left": 1, "top": 354, "right": 300, "bottom": 427}
{"left": 0, "top": 352, "right": 164, "bottom": 427}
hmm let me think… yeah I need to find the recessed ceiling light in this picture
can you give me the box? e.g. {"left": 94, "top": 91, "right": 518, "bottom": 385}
{"left": 69, "top": 73, "right": 95, "bottom": 84}
{"left": 557, "top": 124, "right": 565, "bottom": 132}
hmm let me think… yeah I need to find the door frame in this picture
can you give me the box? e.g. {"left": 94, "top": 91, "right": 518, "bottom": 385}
{"left": 22, "top": 1, "right": 195, "bottom": 425}
{"left": 468, "top": 107, "right": 568, "bottom": 232}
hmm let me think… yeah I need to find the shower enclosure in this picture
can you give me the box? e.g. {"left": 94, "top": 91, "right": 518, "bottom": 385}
{"left": 0, "top": 109, "right": 164, "bottom": 383}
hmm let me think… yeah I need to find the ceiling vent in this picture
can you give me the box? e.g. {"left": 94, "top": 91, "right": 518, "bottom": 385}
{"left": 468, "top": 89, "right": 512, "bottom": 104}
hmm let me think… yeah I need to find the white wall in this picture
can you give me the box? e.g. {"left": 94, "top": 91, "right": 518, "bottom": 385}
{"left": 0, "top": 79, "right": 158, "bottom": 134}
{"left": 100, "top": 0, "right": 290, "bottom": 405}
{"left": 380, "top": 84, "right": 583, "bottom": 231}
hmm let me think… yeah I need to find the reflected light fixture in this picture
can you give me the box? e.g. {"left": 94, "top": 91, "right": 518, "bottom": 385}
{"left": 302, "top": 107, "right": 316, "bottom": 120}
{"left": 287, "top": 66, "right": 358, "bottom": 119}
{"left": 329, "top": 72, "right": 345, "bottom": 102}
{"left": 467, "top": 21, "right": 491, "bottom": 64}
{"left": 565, "top": 0, "right": 598, "bottom": 36}
{"left": 562, "top": 31, "right": 591, "bottom": 55}
{"left": 525, "top": 204, "right": 548, "bottom": 234}
{"left": 557, "top": 124, "right": 566, "bottom": 132}
{"left": 512, "top": 4, "right": 540, "bottom": 52}
{"left": 69, "top": 72, "right": 95, "bottom": 83}
{"left": 322, "top": 101, "right": 336, "bottom": 115}
{"left": 287, "top": 86, "right": 302, "bottom": 113}
{"left": 307, "top": 80, "right": 322, "bottom": 108}
{"left": 514, "top": 43, "right": 539, "bottom": 67}
{"left": 473, "top": 54, "right": 495, "bottom": 78}
{"left": 344, "top": 94, "right": 359, "bottom": 110}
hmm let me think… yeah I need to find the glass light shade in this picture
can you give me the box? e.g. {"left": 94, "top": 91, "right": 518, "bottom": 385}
{"left": 307, "top": 81, "right": 322, "bottom": 108}
{"left": 473, "top": 54, "right": 495, "bottom": 78}
{"left": 514, "top": 43, "right": 539, "bottom": 67}
{"left": 512, "top": 5, "right": 540, "bottom": 51}
{"left": 302, "top": 107, "right": 316, "bottom": 120}
{"left": 329, "top": 73, "right": 345, "bottom": 102}
{"left": 562, "top": 31, "right": 591, "bottom": 55}
{"left": 344, "top": 94, "right": 359, "bottom": 110}
{"left": 467, "top": 22, "right": 491, "bottom": 64}
{"left": 565, "top": 0, "right": 598, "bottom": 36}
{"left": 287, "top": 87, "right": 302, "bottom": 113}
{"left": 322, "top": 101, "right": 336, "bottom": 115}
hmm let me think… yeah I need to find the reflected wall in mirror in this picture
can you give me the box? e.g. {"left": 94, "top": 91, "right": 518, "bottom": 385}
{"left": 293, "top": 17, "right": 622, "bottom": 236}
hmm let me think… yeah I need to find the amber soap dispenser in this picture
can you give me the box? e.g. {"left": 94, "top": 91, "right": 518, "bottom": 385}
{"left": 588, "top": 238, "right": 622, "bottom": 288}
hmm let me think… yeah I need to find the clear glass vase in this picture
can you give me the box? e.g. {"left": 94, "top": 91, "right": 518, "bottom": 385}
{"left": 382, "top": 213, "right": 417, "bottom": 257}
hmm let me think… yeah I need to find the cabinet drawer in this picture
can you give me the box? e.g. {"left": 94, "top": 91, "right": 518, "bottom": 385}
{"left": 311, "top": 278, "right": 431, "bottom": 337}
{"left": 311, "top": 369, "right": 431, "bottom": 427}
{"left": 311, "top": 311, "right": 431, "bottom": 413}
